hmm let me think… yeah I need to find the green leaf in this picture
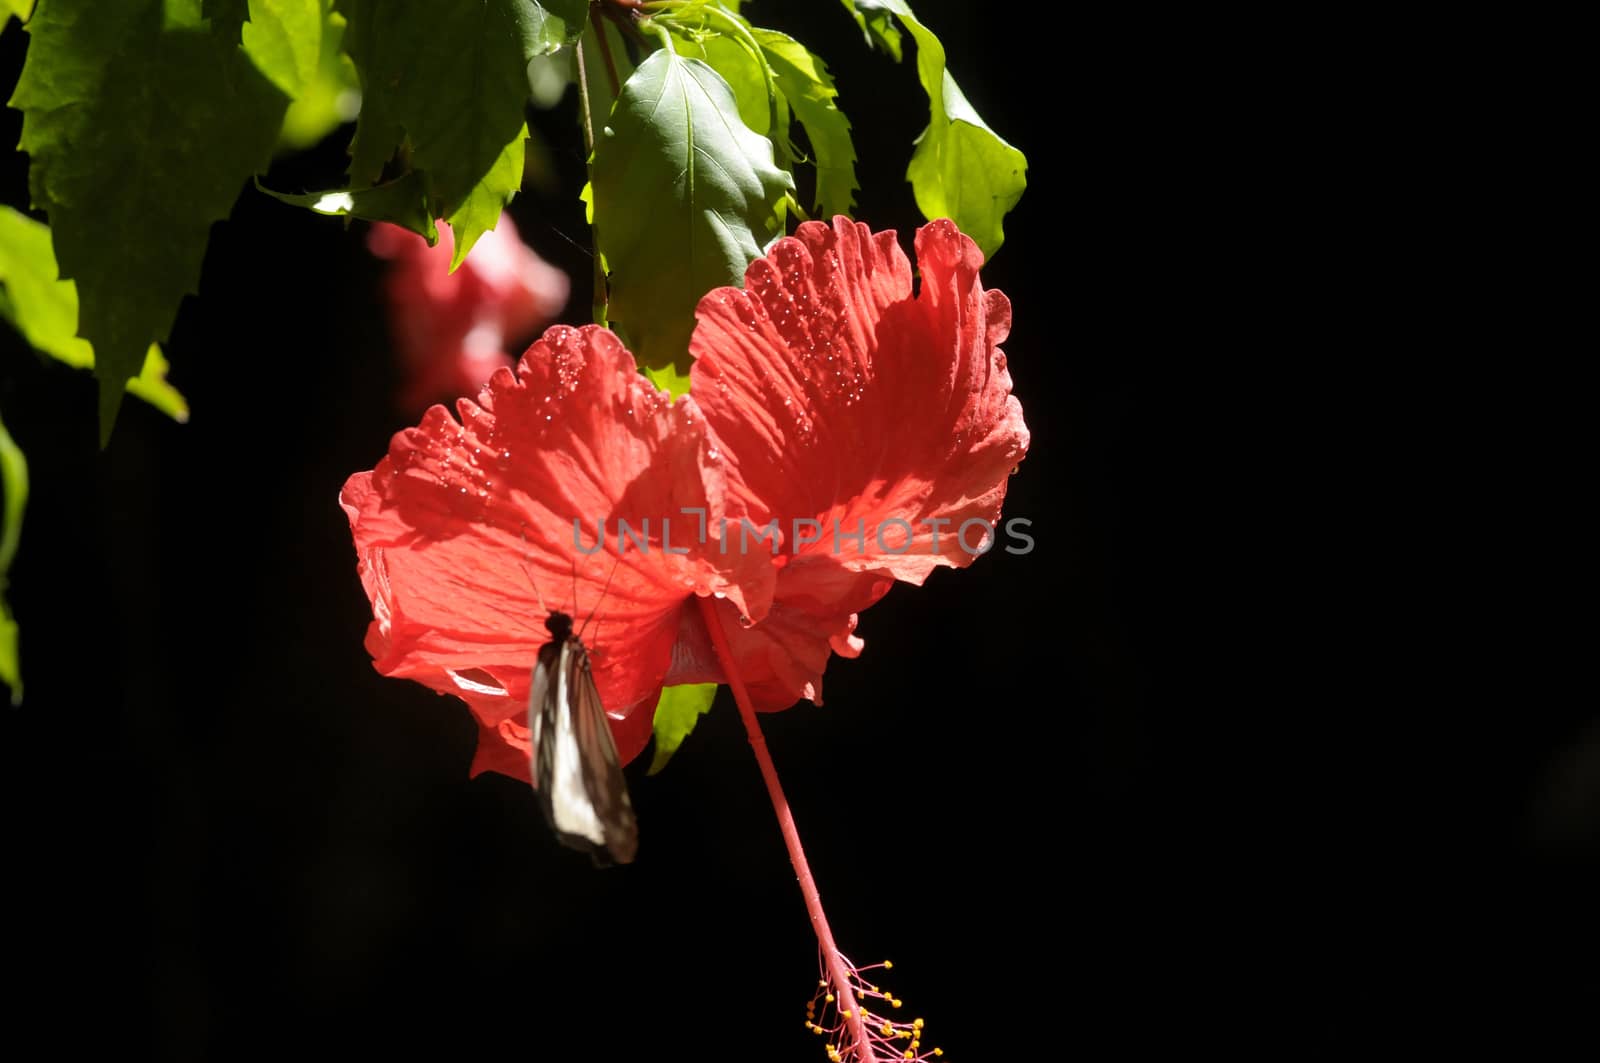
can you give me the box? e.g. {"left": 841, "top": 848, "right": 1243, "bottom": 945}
{"left": 838, "top": 0, "right": 903, "bottom": 62}
{"left": 3, "top": 0, "right": 36, "bottom": 24}
{"left": 752, "top": 29, "right": 858, "bottom": 219}
{"left": 0, "top": 412, "right": 26, "bottom": 705}
{"left": 648, "top": 683, "right": 718, "bottom": 774}
{"left": 0, "top": 210, "right": 190, "bottom": 426}
{"left": 239, "top": 0, "right": 324, "bottom": 98}
{"left": 903, "top": 65, "right": 1026, "bottom": 260}
{"left": 276, "top": 4, "right": 362, "bottom": 152}
{"left": 842, "top": 0, "right": 1025, "bottom": 258}
{"left": 640, "top": 362, "right": 690, "bottom": 400}
{"left": 255, "top": 173, "right": 437, "bottom": 242}
{"left": 337, "top": 0, "right": 587, "bottom": 268}
{"left": 10, "top": 0, "right": 293, "bottom": 443}
{"left": 590, "top": 47, "right": 792, "bottom": 376}
{"left": 672, "top": 32, "right": 775, "bottom": 139}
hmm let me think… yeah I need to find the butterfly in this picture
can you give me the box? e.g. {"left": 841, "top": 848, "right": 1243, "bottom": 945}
{"left": 528, "top": 607, "right": 639, "bottom": 865}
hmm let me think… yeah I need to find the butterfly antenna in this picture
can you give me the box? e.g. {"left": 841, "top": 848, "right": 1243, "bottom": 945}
{"left": 577, "top": 552, "right": 623, "bottom": 644}
{"left": 568, "top": 552, "right": 583, "bottom": 621}
{"left": 517, "top": 523, "right": 553, "bottom": 618}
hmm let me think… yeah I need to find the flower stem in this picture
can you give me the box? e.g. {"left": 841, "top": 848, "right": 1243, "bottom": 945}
{"left": 573, "top": 35, "right": 608, "bottom": 327}
{"left": 590, "top": 7, "right": 623, "bottom": 99}
{"left": 695, "top": 597, "right": 879, "bottom": 1063}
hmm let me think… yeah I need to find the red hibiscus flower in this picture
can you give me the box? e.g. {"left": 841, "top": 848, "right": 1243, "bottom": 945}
{"left": 340, "top": 324, "right": 766, "bottom": 779}
{"left": 368, "top": 216, "right": 571, "bottom": 413}
{"left": 342, "top": 218, "right": 1025, "bottom": 781}
{"left": 680, "top": 216, "right": 1027, "bottom": 711}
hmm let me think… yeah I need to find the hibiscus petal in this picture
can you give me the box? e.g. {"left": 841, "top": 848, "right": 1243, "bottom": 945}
{"left": 690, "top": 216, "right": 1029, "bottom": 596}
{"left": 341, "top": 324, "right": 755, "bottom": 779}
{"left": 663, "top": 561, "right": 891, "bottom": 712}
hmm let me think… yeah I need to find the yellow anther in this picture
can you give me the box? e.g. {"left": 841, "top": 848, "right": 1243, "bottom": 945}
{"left": 819, "top": 979, "right": 828, "bottom": 987}
{"left": 884, "top": 960, "right": 894, "bottom": 969}
{"left": 881, "top": 1023, "right": 893, "bottom": 1036}
{"left": 933, "top": 1049, "right": 943, "bottom": 1057}
{"left": 825, "top": 993, "right": 835, "bottom": 1003}
{"left": 891, "top": 998, "right": 902, "bottom": 1008}
{"left": 904, "top": 1053, "right": 914, "bottom": 1061}
{"left": 842, "top": 1010, "right": 852, "bottom": 1019}
{"left": 913, "top": 1018, "right": 925, "bottom": 1029}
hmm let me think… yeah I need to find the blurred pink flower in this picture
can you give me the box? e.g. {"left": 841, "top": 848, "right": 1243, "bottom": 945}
{"left": 368, "top": 217, "right": 570, "bottom": 412}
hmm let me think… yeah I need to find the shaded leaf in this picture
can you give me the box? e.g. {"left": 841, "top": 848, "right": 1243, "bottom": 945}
{"left": 647, "top": 683, "right": 718, "bottom": 774}
{"left": 9, "top": 0, "right": 294, "bottom": 442}
{"left": 256, "top": 173, "right": 437, "bottom": 242}
{"left": 202, "top": 0, "right": 250, "bottom": 40}
{"left": 590, "top": 48, "right": 791, "bottom": 376}
{"left": 337, "top": 0, "right": 587, "bottom": 268}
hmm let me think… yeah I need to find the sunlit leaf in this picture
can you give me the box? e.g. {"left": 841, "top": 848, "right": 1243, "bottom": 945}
{"left": 838, "top": 0, "right": 1025, "bottom": 258}
{"left": 270, "top": 2, "right": 363, "bottom": 153}
{"left": 239, "top": 0, "right": 323, "bottom": 97}
{"left": 647, "top": 683, "right": 718, "bottom": 774}
{"left": 672, "top": 31, "right": 775, "bottom": 139}
{"left": 0, "top": 208, "right": 190, "bottom": 425}
{"left": 0, "top": 412, "right": 27, "bottom": 705}
{"left": 838, "top": 0, "right": 902, "bottom": 62}
{"left": 753, "top": 28, "right": 858, "bottom": 218}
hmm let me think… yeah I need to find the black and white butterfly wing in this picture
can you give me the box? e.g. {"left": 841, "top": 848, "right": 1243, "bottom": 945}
{"left": 529, "top": 629, "right": 638, "bottom": 865}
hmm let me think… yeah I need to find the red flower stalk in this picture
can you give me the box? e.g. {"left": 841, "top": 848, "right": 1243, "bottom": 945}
{"left": 368, "top": 216, "right": 570, "bottom": 413}
{"left": 343, "top": 217, "right": 1026, "bottom": 1061}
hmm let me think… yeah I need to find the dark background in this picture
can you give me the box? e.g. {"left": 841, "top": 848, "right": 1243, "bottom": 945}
{"left": 3, "top": 4, "right": 1595, "bottom": 1058}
